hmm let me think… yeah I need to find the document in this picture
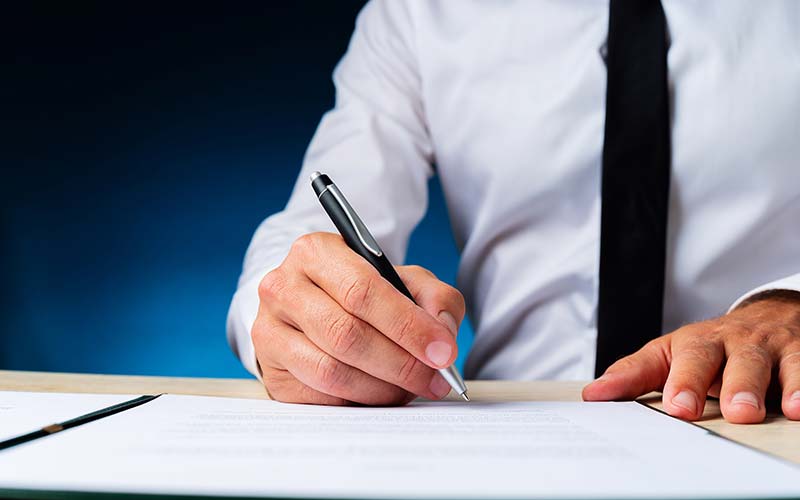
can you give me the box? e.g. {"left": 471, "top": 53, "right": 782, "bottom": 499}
{"left": 0, "top": 391, "right": 134, "bottom": 442}
{"left": 0, "top": 394, "right": 798, "bottom": 499}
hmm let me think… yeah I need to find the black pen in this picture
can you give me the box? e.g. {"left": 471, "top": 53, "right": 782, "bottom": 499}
{"left": 311, "top": 171, "right": 469, "bottom": 401}
{"left": 0, "top": 395, "right": 160, "bottom": 451}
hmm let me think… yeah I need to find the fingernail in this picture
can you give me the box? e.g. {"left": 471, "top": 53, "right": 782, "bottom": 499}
{"left": 429, "top": 374, "right": 451, "bottom": 398}
{"left": 438, "top": 311, "right": 458, "bottom": 337}
{"left": 425, "top": 341, "right": 453, "bottom": 368}
{"left": 731, "top": 391, "right": 760, "bottom": 409}
{"left": 671, "top": 390, "right": 698, "bottom": 414}
{"left": 791, "top": 391, "right": 800, "bottom": 402}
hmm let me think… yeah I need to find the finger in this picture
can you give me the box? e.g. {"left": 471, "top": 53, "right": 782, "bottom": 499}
{"left": 261, "top": 366, "right": 350, "bottom": 406}
{"left": 779, "top": 350, "right": 800, "bottom": 420}
{"left": 396, "top": 265, "right": 466, "bottom": 338}
{"left": 661, "top": 334, "right": 725, "bottom": 420}
{"left": 251, "top": 305, "right": 289, "bottom": 371}
{"left": 719, "top": 345, "right": 772, "bottom": 424}
{"left": 251, "top": 315, "right": 332, "bottom": 403}
{"left": 268, "top": 320, "right": 413, "bottom": 406}
{"left": 582, "top": 337, "right": 671, "bottom": 401}
{"left": 276, "top": 276, "right": 450, "bottom": 400}
{"left": 289, "top": 233, "right": 457, "bottom": 370}
{"left": 253, "top": 315, "right": 410, "bottom": 405}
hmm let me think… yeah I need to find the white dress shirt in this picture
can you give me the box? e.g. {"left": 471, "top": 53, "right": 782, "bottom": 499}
{"left": 227, "top": 0, "right": 800, "bottom": 381}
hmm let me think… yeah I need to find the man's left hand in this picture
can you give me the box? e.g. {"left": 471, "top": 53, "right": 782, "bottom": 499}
{"left": 583, "top": 291, "right": 800, "bottom": 423}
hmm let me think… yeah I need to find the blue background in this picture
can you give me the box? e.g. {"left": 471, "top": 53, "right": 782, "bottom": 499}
{"left": 2, "top": 3, "right": 472, "bottom": 378}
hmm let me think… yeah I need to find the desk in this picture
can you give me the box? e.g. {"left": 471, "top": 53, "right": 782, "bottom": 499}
{"left": 2, "top": 370, "right": 798, "bottom": 464}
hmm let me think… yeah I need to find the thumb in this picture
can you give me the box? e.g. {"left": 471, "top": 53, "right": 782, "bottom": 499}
{"left": 582, "top": 337, "right": 672, "bottom": 401}
{"left": 396, "top": 265, "right": 465, "bottom": 339}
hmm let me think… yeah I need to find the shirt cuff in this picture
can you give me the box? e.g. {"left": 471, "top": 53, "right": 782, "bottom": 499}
{"left": 226, "top": 273, "right": 267, "bottom": 381}
{"left": 727, "top": 273, "right": 800, "bottom": 312}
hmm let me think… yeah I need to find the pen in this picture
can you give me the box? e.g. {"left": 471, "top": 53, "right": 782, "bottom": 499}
{"left": 0, "top": 394, "right": 160, "bottom": 451}
{"left": 310, "top": 171, "right": 469, "bottom": 401}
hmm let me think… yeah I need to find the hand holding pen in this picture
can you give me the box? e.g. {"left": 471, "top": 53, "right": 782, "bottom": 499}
{"left": 249, "top": 172, "right": 468, "bottom": 405}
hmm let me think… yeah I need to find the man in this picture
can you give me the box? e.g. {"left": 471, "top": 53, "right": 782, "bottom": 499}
{"left": 227, "top": 1, "right": 800, "bottom": 424}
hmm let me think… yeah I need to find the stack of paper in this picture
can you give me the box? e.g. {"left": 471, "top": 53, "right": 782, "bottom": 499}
{"left": 1, "top": 391, "right": 798, "bottom": 499}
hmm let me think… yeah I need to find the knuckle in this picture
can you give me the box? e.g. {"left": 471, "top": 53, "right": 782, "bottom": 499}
{"left": 341, "top": 274, "right": 374, "bottom": 313}
{"left": 644, "top": 334, "right": 670, "bottom": 351}
{"left": 250, "top": 319, "right": 266, "bottom": 345}
{"left": 703, "top": 318, "right": 743, "bottom": 344}
{"left": 728, "top": 322, "right": 757, "bottom": 340}
{"left": 447, "top": 286, "right": 466, "bottom": 314}
{"left": 251, "top": 321, "right": 286, "bottom": 366}
{"left": 327, "top": 314, "right": 362, "bottom": 357}
{"left": 408, "top": 265, "right": 435, "bottom": 279}
{"left": 733, "top": 344, "right": 772, "bottom": 369}
{"left": 258, "top": 269, "right": 288, "bottom": 301}
{"left": 250, "top": 318, "right": 275, "bottom": 349}
{"left": 767, "top": 325, "right": 795, "bottom": 345}
{"left": 432, "top": 283, "right": 464, "bottom": 309}
{"left": 706, "top": 317, "right": 729, "bottom": 335}
{"left": 396, "top": 354, "right": 422, "bottom": 388}
{"left": 391, "top": 310, "right": 419, "bottom": 347}
{"left": 290, "top": 233, "right": 318, "bottom": 258}
{"left": 747, "top": 328, "right": 772, "bottom": 347}
{"left": 314, "top": 354, "right": 347, "bottom": 393}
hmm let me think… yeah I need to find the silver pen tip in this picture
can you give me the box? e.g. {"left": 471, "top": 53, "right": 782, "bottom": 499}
{"left": 310, "top": 171, "right": 322, "bottom": 181}
{"left": 461, "top": 392, "right": 470, "bottom": 402}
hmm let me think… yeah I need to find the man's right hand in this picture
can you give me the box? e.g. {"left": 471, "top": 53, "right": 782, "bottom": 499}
{"left": 251, "top": 232, "right": 464, "bottom": 406}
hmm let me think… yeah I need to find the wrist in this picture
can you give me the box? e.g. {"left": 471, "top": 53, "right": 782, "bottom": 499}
{"left": 732, "top": 289, "right": 800, "bottom": 322}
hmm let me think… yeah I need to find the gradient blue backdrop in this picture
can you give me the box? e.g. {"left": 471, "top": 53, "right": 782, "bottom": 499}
{"left": 2, "top": 3, "right": 473, "bottom": 378}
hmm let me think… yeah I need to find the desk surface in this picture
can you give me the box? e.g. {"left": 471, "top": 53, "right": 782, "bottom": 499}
{"left": 2, "top": 370, "right": 798, "bottom": 464}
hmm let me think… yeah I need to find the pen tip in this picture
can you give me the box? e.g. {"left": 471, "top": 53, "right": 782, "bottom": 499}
{"left": 461, "top": 392, "right": 470, "bottom": 402}
{"left": 310, "top": 171, "right": 322, "bottom": 181}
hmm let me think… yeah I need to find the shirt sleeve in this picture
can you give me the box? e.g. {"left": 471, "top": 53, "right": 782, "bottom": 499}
{"left": 728, "top": 273, "right": 800, "bottom": 312}
{"left": 226, "top": 0, "right": 434, "bottom": 378}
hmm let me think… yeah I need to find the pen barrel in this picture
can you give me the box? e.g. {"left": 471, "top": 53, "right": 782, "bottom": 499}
{"left": 315, "top": 174, "right": 468, "bottom": 398}
{"left": 318, "top": 190, "right": 416, "bottom": 303}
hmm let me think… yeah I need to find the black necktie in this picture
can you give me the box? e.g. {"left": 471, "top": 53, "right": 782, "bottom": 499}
{"left": 596, "top": 0, "right": 671, "bottom": 377}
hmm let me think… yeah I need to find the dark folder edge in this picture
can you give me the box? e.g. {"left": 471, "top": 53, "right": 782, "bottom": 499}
{"left": 0, "top": 489, "right": 299, "bottom": 500}
{"left": 0, "top": 487, "right": 795, "bottom": 500}
{"left": 0, "top": 489, "right": 269, "bottom": 500}
{"left": 0, "top": 394, "right": 161, "bottom": 451}
{"left": 634, "top": 399, "right": 800, "bottom": 470}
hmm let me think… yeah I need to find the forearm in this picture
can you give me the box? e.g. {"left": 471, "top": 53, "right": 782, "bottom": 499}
{"left": 227, "top": 0, "right": 435, "bottom": 378}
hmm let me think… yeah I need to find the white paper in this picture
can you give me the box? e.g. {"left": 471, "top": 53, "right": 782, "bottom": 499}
{"left": 0, "top": 391, "right": 136, "bottom": 442}
{"left": 0, "top": 394, "right": 798, "bottom": 499}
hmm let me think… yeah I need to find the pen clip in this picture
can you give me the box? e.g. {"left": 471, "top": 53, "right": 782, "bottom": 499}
{"left": 326, "top": 184, "right": 384, "bottom": 258}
